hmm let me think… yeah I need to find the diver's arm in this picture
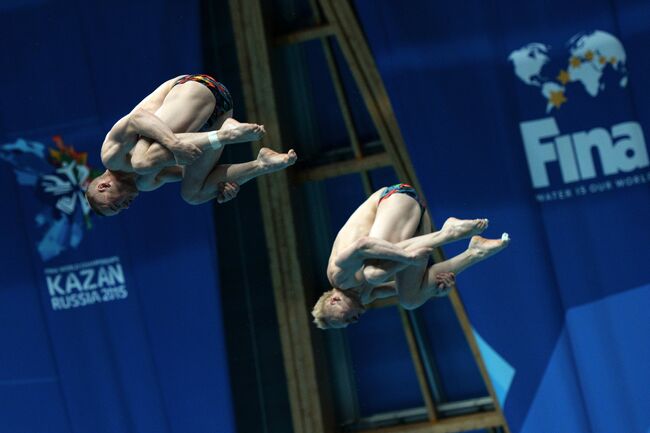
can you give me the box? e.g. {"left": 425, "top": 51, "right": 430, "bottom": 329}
{"left": 328, "top": 237, "right": 421, "bottom": 288}
{"left": 126, "top": 108, "right": 183, "bottom": 152}
{"left": 101, "top": 109, "right": 183, "bottom": 170}
{"left": 101, "top": 116, "right": 135, "bottom": 171}
{"left": 335, "top": 237, "right": 422, "bottom": 266}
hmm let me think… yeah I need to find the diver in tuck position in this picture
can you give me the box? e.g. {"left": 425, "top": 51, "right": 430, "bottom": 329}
{"left": 85, "top": 74, "right": 297, "bottom": 216}
{"left": 312, "top": 184, "right": 510, "bottom": 329}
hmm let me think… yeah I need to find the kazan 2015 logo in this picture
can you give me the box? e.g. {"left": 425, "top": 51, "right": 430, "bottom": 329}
{"left": 0, "top": 136, "right": 128, "bottom": 310}
{"left": 508, "top": 30, "right": 649, "bottom": 202}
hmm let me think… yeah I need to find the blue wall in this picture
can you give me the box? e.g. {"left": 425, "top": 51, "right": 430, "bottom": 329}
{"left": 0, "top": 1, "right": 235, "bottom": 432}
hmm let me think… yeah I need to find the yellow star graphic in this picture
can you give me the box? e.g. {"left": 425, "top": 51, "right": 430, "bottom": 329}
{"left": 549, "top": 90, "right": 567, "bottom": 108}
{"left": 584, "top": 50, "right": 594, "bottom": 61}
{"left": 610, "top": 56, "right": 617, "bottom": 64}
{"left": 557, "top": 69, "right": 571, "bottom": 85}
{"left": 599, "top": 56, "right": 607, "bottom": 64}
{"left": 570, "top": 56, "right": 581, "bottom": 68}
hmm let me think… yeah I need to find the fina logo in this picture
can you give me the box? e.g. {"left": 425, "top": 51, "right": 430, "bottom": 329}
{"left": 508, "top": 30, "right": 649, "bottom": 198}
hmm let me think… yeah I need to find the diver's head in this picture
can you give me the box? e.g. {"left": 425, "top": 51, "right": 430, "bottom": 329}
{"left": 85, "top": 170, "right": 139, "bottom": 217}
{"left": 311, "top": 288, "right": 366, "bottom": 330}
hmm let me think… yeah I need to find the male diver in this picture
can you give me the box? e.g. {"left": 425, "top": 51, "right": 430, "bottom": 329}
{"left": 312, "top": 184, "right": 510, "bottom": 329}
{"left": 86, "top": 74, "right": 296, "bottom": 216}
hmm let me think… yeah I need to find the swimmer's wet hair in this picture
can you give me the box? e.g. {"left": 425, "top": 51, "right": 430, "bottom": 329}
{"left": 311, "top": 289, "right": 336, "bottom": 330}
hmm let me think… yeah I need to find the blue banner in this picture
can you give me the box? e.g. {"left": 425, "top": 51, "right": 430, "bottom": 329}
{"left": 0, "top": 2, "right": 234, "bottom": 433}
{"left": 355, "top": 0, "right": 650, "bottom": 431}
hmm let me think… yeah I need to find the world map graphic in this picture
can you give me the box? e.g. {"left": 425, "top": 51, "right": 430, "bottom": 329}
{"left": 508, "top": 30, "right": 628, "bottom": 112}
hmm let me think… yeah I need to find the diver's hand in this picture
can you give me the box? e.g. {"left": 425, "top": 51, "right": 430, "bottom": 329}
{"left": 170, "top": 142, "right": 203, "bottom": 165}
{"left": 216, "top": 181, "right": 240, "bottom": 203}
{"left": 434, "top": 272, "right": 455, "bottom": 295}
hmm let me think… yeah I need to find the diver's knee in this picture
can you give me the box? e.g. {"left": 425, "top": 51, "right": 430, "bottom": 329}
{"left": 363, "top": 265, "right": 389, "bottom": 286}
{"left": 400, "top": 301, "right": 420, "bottom": 311}
{"left": 130, "top": 155, "right": 150, "bottom": 173}
{"left": 398, "top": 296, "right": 421, "bottom": 310}
{"left": 181, "top": 188, "right": 203, "bottom": 205}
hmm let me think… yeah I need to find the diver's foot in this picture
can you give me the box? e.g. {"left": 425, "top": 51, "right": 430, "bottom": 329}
{"left": 467, "top": 233, "right": 510, "bottom": 261}
{"left": 442, "top": 217, "right": 489, "bottom": 240}
{"left": 219, "top": 119, "right": 266, "bottom": 144}
{"left": 257, "top": 147, "right": 297, "bottom": 173}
